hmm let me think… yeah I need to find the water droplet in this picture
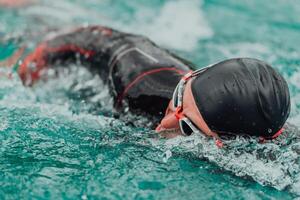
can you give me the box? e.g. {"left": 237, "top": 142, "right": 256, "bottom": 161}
{"left": 268, "top": 128, "right": 272, "bottom": 133}
{"left": 81, "top": 194, "right": 88, "bottom": 200}
{"left": 162, "top": 150, "right": 172, "bottom": 163}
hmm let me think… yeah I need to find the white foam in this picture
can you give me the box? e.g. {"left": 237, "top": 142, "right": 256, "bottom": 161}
{"left": 213, "top": 42, "right": 271, "bottom": 59}
{"left": 141, "top": 0, "right": 213, "bottom": 51}
{"left": 151, "top": 133, "right": 297, "bottom": 190}
{"left": 19, "top": 0, "right": 213, "bottom": 51}
{"left": 21, "top": 1, "right": 105, "bottom": 25}
{"left": 0, "top": 117, "right": 9, "bottom": 131}
{"left": 289, "top": 94, "right": 300, "bottom": 125}
{"left": 114, "top": 0, "right": 213, "bottom": 51}
{"left": 290, "top": 68, "right": 300, "bottom": 87}
{"left": 289, "top": 69, "right": 300, "bottom": 125}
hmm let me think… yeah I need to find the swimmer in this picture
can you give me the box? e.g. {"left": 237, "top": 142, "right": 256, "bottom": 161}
{"left": 9, "top": 25, "right": 291, "bottom": 146}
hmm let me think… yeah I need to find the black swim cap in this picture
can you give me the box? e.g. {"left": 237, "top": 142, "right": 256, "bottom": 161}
{"left": 191, "top": 58, "right": 290, "bottom": 137}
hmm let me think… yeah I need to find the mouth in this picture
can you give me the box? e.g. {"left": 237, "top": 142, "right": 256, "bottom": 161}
{"left": 155, "top": 125, "right": 182, "bottom": 138}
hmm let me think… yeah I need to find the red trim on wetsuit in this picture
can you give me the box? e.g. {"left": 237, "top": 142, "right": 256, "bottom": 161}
{"left": 116, "top": 67, "right": 186, "bottom": 106}
{"left": 45, "top": 44, "right": 96, "bottom": 58}
{"left": 18, "top": 43, "right": 47, "bottom": 85}
{"left": 19, "top": 43, "right": 96, "bottom": 85}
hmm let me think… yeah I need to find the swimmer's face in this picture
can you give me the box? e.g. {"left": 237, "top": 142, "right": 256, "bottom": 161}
{"left": 156, "top": 79, "right": 213, "bottom": 138}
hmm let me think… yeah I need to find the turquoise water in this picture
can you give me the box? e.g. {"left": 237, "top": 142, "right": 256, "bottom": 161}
{"left": 0, "top": 0, "right": 300, "bottom": 199}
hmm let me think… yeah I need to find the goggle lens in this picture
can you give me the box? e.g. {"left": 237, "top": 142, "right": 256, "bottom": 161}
{"left": 179, "top": 120, "right": 194, "bottom": 136}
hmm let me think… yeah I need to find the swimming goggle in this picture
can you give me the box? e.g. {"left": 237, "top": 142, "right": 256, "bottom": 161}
{"left": 171, "top": 66, "right": 224, "bottom": 148}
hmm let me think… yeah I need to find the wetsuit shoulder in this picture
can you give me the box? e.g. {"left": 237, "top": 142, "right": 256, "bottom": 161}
{"left": 19, "top": 25, "right": 194, "bottom": 123}
{"left": 108, "top": 33, "right": 191, "bottom": 118}
{"left": 19, "top": 25, "right": 126, "bottom": 84}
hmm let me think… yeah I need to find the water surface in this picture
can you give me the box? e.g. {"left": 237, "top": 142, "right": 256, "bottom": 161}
{"left": 0, "top": 0, "right": 300, "bottom": 199}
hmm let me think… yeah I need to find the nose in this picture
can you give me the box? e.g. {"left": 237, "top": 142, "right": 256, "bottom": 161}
{"left": 156, "top": 109, "right": 180, "bottom": 132}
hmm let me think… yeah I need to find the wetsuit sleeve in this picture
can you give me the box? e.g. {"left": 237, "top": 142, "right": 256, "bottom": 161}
{"left": 18, "top": 26, "right": 116, "bottom": 85}
{"left": 17, "top": 25, "right": 193, "bottom": 122}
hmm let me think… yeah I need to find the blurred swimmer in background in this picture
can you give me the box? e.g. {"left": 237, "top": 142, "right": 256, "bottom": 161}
{"left": 0, "top": 0, "right": 34, "bottom": 8}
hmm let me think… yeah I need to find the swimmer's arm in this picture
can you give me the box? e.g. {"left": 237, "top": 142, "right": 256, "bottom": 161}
{"left": 18, "top": 25, "right": 115, "bottom": 85}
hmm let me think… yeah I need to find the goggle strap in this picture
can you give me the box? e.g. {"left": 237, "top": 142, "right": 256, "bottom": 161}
{"left": 177, "top": 82, "right": 185, "bottom": 107}
{"left": 173, "top": 68, "right": 208, "bottom": 108}
{"left": 182, "top": 71, "right": 193, "bottom": 81}
{"left": 175, "top": 107, "right": 184, "bottom": 120}
{"left": 172, "top": 84, "right": 180, "bottom": 108}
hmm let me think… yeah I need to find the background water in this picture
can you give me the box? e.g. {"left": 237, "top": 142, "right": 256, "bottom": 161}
{"left": 0, "top": 0, "right": 300, "bottom": 199}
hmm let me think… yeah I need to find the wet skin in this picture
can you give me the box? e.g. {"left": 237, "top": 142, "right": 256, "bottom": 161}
{"left": 156, "top": 78, "right": 218, "bottom": 139}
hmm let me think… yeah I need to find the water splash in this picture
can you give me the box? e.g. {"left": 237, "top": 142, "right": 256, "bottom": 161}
{"left": 147, "top": 124, "right": 300, "bottom": 192}
{"left": 131, "top": 0, "right": 213, "bottom": 51}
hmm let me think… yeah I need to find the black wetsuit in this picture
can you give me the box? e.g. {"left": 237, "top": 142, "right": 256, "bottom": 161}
{"left": 21, "top": 26, "right": 193, "bottom": 124}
